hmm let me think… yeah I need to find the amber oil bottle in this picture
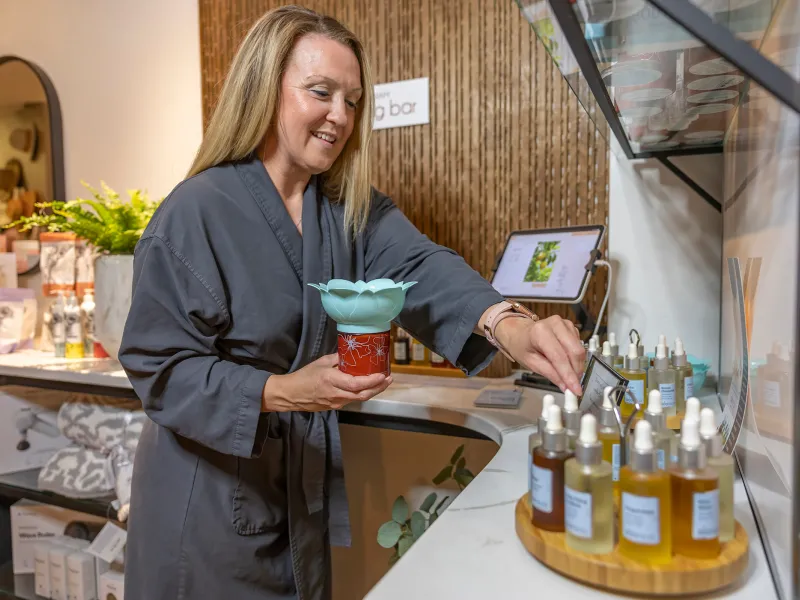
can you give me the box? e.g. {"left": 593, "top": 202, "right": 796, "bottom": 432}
{"left": 532, "top": 404, "right": 573, "bottom": 531}
{"left": 618, "top": 420, "right": 672, "bottom": 565}
{"left": 671, "top": 417, "right": 720, "bottom": 559}
{"left": 619, "top": 343, "right": 647, "bottom": 418}
{"left": 529, "top": 394, "right": 554, "bottom": 508}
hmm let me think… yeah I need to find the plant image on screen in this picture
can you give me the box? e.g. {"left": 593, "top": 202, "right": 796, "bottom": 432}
{"left": 523, "top": 241, "right": 560, "bottom": 283}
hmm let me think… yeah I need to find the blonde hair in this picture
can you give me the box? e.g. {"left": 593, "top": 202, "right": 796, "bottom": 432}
{"left": 188, "top": 5, "right": 375, "bottom": 234}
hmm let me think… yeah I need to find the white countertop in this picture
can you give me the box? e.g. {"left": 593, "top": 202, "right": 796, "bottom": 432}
{"left": 0, "top": 351, "right": 781, "bottom": 599}
{"left": 362, "top": 377, "right": 779, "bottom": 600}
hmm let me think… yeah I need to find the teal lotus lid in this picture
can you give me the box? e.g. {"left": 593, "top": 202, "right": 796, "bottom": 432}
{"left": 309, "top": 278, "right": 417, "bottom": 334}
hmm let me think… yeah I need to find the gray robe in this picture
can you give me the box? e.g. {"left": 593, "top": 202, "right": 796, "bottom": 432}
{"left": 117, "top": 154, "right": 504, "bottom": 600}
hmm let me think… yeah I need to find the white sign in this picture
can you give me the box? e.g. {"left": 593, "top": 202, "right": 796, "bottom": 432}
{"left": 373, "top": 77, "right": 429, "bottom": 130}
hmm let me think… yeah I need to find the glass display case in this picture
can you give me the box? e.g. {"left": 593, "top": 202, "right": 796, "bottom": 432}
{"left": 517, "top": 0, "right": 800, "bottom": 159}
{"left": 515, "top": 1, "right": 800, "bottom": 598}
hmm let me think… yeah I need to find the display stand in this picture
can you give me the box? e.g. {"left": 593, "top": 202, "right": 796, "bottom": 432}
{"left": 514, "top": 496, "right": 749, "bottom": 597}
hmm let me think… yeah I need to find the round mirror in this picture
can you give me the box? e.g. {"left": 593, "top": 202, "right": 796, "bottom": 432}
{"left": 0, "top": 56, "right": 65, "bottom": 276}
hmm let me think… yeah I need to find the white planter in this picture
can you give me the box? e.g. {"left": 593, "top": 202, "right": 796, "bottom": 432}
{"left": 93, "top": 254, "right": 134, "bottom": 361}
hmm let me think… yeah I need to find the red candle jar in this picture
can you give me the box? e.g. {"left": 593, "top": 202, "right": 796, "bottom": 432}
{"left": 337, "top": 331, "right": 391, "bottom": 376}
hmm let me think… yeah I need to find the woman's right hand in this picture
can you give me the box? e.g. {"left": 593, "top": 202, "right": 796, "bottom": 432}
{"left": 261, "top": 354, "right": 393, "bottom": 412}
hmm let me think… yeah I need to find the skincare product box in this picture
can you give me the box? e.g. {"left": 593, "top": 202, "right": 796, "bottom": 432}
{"left": 11, "top": 499, "right": 107, "bottom": 574}
{"left": 99, "top": 570, "right": 125, "bottom": 600}
{"left": 67, "top": 550, "right": 98, "bottom": 600}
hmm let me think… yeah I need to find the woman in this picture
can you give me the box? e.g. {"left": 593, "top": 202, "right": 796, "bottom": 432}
{"left": 118, "top": 6, "right": 585, "bottom": 600}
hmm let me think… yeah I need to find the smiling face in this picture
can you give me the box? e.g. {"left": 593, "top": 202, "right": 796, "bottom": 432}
{"left": 273, "top": 33, "right": 363, "bottom": 178}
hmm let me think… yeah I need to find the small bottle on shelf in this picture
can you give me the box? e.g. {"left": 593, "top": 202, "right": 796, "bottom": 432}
{"left": 532, "top": 405, "right": 573, "bottom": 532}
{"left": 652, "top": 334, "right": 669, "bottom": 367}
{"left": 700, "top": 408, "right": 735, "bottom": 543}
{"left": 619, "top": 343, "right": 647, "bottom": 418}
{"left": 648, "top": 343, "right": 678, "bottom": 417}
{"left": 393, "top": 328, "right": 410, "bottom": 365}
{"left": 64, "top": 292, "right": 84, "bottom": 359}
{"left": 585, "top": 337, "right": 599, "bottom": 369}
{"left": 671, "top": 417, "right": 720, "bottom": 559}
{"left": 51, "top": 292, "right": 66, "bottom": 358}
{"left": 565, "top": 413, "right": 614, "bottom": 554}
{"left": 637, "top": 340, "right": 650, "bottom": 376}
{"left": 601, "top": 341, "right": 615, "bottom": 368}
{"left": 597, "top": 386, "right": 622, "bottom": 497}
{"left": 643, "top": 389, "right": 678, "bottom": 468}
{"left": 562, "top": 390, "right": 581, "bottom": 450}
{"left": 430, "top": 351, "right": 446, "bottom": 368}
{"left": 618, "top": 420, "right": 672, "bottom": 565}
{"left": 672, "top": 337, "right": 694, "bottom": 415}
{"left": 529, "top": 395, "right": 554, "bottom": 508}
{"left": 409, "top": 336, "right": 427, "bottom": 366}
{"left": 80, "top": 290, "right": 95, "bottom": 358}
{"left": 608, "top": 332, "right": 624, "bottom": 369}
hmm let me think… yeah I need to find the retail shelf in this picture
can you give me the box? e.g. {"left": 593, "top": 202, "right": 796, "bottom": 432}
{"left": 0, "top": 562, "right": 34, "bottom": 600}
{"left": 0, "top": 469, "right": 118, "bottom": 521}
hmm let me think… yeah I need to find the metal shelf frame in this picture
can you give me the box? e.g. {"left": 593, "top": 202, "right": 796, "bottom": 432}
{"left": 546, "top": 0, "right": 800, "bottom": 161}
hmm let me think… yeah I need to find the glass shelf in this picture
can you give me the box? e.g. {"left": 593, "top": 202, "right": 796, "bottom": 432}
{"left": 517, "top": 0, "right": 800, "bottom": 159}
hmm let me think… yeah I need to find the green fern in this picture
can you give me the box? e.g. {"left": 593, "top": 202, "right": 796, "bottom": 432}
{"left": 4, "top": 180, "right": 162, "bottom": 254}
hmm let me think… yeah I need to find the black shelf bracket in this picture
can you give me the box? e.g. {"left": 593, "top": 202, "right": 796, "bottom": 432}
{"left": 657, "top": 157, "right": 722, "bottom": 213}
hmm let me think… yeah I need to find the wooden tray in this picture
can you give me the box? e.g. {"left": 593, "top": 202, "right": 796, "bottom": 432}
{"left": 514, "top": 496, "right": 749, "bottom": 596}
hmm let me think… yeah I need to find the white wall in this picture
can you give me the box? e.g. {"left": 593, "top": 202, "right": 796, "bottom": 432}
{"left": 608, "top": 140, "right": 723, "bottom": 378}
{"left": 0, "top": 0, "right": 204, "bottom": 200}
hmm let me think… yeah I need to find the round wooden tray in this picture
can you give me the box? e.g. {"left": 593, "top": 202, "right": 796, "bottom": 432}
{"left": 515, "top": 496, "right": 749, "bottom": 596}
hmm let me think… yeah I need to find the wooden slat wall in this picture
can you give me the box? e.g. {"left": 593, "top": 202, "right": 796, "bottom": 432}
{"left": 198, "top": 0, "right": 609, "bottom": 377}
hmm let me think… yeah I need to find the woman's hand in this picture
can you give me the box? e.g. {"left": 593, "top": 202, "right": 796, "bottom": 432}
{"left": 261, "top": 354, "right": 393, "bottom": 412}
{"left": 495, "top": 315, "right": 586, "bottom": 396}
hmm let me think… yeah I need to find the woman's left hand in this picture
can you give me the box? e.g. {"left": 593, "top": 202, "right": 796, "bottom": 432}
{"left": 495, "top": 315, "right": 586, "bottom": 396}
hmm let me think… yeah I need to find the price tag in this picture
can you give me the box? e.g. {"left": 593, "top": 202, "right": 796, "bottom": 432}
{"left": 86, "top": 522, "right": 127, "bottom": 564}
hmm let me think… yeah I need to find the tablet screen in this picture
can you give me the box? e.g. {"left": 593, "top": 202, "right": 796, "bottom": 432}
{"left": 490, "top": 226, "right": 604, "bottom": 302}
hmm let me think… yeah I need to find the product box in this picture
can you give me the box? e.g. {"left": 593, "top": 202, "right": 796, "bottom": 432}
{"left": 48, "top": 542, "right": 72, "bottom": 600}
{"left": 99, "top": 570, "right": 125, "bottom": 600}
{"left": 67, "top": 550, "right": 98, "bottom": 600}
{"left": 75, "top": 238, "right": 95, "bottom": 300}
{"left": 10, "top": 500, "right": 107, "bottom": 574}
{"left": 34, "top": 540, "right": 52, "bottom": 598}
{"left": 40, "top": 231, "right": 76, "bottom": 296}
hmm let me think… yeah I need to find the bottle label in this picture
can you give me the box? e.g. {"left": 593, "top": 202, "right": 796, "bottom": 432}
{"left": 411, "top": 342, "right": 426, "bottom": 361}
{"left": 684, "top": 375, "right": 694, "bottom": 399}
{"left": 65, "top": 315, "right": 82, "bottom": 344}
{"left": 625, "top": 379, "right": 645, "bottom": 405}
{"left": 693, "top": 489, "right": 720, "bottom": 540}
{"left": 764, "top": 380, "right": 781, "bottom": 408}
{"left": 659, "top": 383, "right": 676, "bottom": 409}
{"left": 528, "top": 460, "right": 533, "bottom": 508}
{"left": 531, "top": 465, "right": 553, "bottom": 514}
{"left": 565, "top": 487, "right": 593, "bottom": 539}
{"left": 621, "top": 492, "right": 661, "bottom": 545}
{"left": 393, "top": 342, "right": 407, "bottom": 361}
{"left": 612, "top": 443, "right": 620, "bottom": 481}
{"left": 657, "top": 448, "right": 666, "bottom": 470}
{"left": 431, "top": 352, "right": 445, "bottom": 364}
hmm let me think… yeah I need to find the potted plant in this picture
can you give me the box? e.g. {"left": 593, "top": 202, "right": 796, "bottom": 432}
{"left": 6, "top": 181, "right": 161, "bottom": 360}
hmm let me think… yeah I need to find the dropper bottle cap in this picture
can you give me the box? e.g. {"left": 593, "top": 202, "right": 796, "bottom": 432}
{"left": 562, "top": 389, "right": 581, "bottom": 435}
{"left": 699, "top": 407, "right": 722, "bottom": 458}
{"left": 591, "top": 334, "right": 600, "bottom": 348}
{"left": 608, "top": 332, "right": 619, "bottom": 356}
{"left": 656, "top": 334, "right": 668, "bottom": 354}
{"left": 599, "top": 385, "right": 618, "bottom": 429}
{"left": 654, "top": 343, "right": 669, "bottom": 370}
{"left": 575, "top": 413, "right": 602, "bottom": 465}
{"left": 685, "top": 397, "right": 701, "bottom": 424}
{"left": 538, "top": 394, "right": 554, "bottom": 434}
{"left": 542, "top": 404, "right": 568, "bottom": 453}
{"left": 588, "top": 337, "right": 598, "bottom": 353}
{"left": 672, "top": 337, "right": 687, "bottom": 367}
{"left": 602, "top": 341, "right": 613, "bottom": 359}
{"left": 644, "top": 389, "right": 666, "bottom": 433}
{"left": 630, "top": 420, "right": 656, "bottom": 472}
{"left": 677, "top": 416, "right": 707, "bottom": 469}
{"left": 624, "top": 342, "right": 639, "bottom": 370}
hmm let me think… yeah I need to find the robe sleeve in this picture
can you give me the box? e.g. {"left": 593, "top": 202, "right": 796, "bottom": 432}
{"left": 118, "top": 234, "right": 271, "bottom": 458}
{"left": 364, "top": 192, "right": 505, "bottom": 375}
